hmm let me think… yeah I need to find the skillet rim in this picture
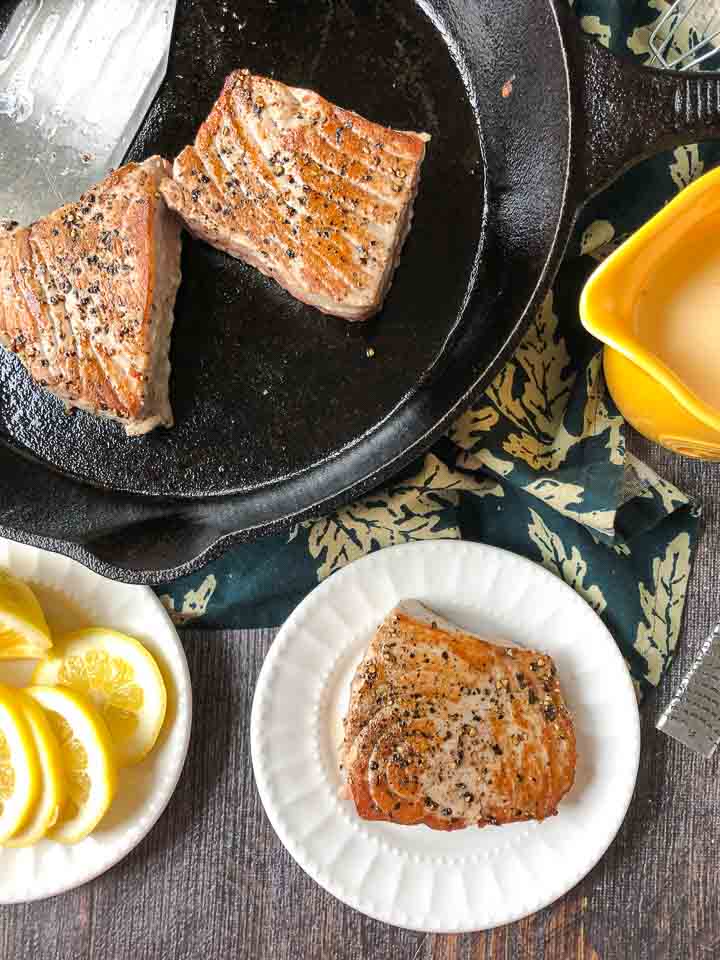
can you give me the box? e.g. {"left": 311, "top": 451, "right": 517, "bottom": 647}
{"left": 0, "top": 0, "right": 576, "bottom": 581}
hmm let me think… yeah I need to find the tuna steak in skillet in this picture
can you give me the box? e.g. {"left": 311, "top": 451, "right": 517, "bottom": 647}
{"left": 341, "top": 601, "right": 576, "bottom": 830}
{"left": 160, "top": 69, "right": 430, "bottom": 321}
{"left": 0, "top": 157, "right": 182, "bottom": 435}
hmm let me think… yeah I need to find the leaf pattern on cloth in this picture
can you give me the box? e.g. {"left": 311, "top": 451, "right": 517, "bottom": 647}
{"left": 506, "top": 308, "right": 621, "bottom": 472}
{"left": 451, "top": 411, "right": 515, "bottom": 477}
{"left": 584, "top": 352, "right": 626, "bottom": 467}
{"left": 451, "top": 405, "right": 500, "bottom": 450}
{"left": 455, "top": 306, "right": 624, "bottom": 484}
{"left": 484, "top": 293, "right": 576, "bottom": 470}
{"left": 580, "top": 14, "right": 611, "bottom": 47}
{"left": 626, "top": 12, "right": 660, "bottom": 60}
{"left": 580, "top": 219, "right": 616, "bottom": 260}
{"left": 634, "top": 533, "right": 692, "bottom": 686}
{"left": 590, "top": 531, "right": 631, "bottom": 557}
{"left": 627, "top": 0, "right": 716, "bottom": 64}
{"left": 156, "top": 3, "right": 704, "bottom": 699}
{"left": 305, "top": 455, "right": 502, "bottom": 581}
{"left": 624, "top": 452, "right": 690, "bottom": 514}
{"left": 528, "top": 509, "right": 607, "bottom": 614}
{"left": 523, "top": 478, "right": 616, "bottom": 537}
{"left": 159, "top": 575, "right": 217, "bottom": 625}
{"left": 670, "top": 144, "right": 704, "bottom": 191}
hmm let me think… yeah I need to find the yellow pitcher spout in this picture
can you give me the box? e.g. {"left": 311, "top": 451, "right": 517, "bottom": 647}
{"left": 580, "top": 165, "right": 720, "bottom": 460}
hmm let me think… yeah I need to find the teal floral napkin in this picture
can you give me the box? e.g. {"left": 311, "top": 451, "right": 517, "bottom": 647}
{"left": 158, "top": 1, "right": 715, "bottom": 700}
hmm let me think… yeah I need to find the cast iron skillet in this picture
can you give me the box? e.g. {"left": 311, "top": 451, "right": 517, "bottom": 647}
{"left": 1, "top": 0, "right": 720, "bottom": 582}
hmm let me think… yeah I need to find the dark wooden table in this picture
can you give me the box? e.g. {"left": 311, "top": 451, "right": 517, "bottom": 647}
{"left": 3, "top": 433, "right": 720, "bottom": 960}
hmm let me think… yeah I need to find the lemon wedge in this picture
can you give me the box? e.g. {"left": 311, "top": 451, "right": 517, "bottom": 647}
{"left": 0, "top": 685, "right": 40, "bottom": 843}
{"left": 4, "top": 689, "right": 66, "bottom": 847}
{"left": 25, "top": 686, "right": 117, "bottom": 844}
{"left": 32, "top": 628, "right": 166, "bottom": 766}
{"left": 0, "top": 570, "right": 51, "bottom": 657}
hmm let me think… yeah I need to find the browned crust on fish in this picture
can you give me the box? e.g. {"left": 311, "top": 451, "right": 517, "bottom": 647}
{"left": 160, "top": 69, "right": 429, "bottom": 321}
{"left": 341, "top": 601, "right": 576, "bottom": 830}
{"left": 0, "top": 157, "right": 182, "bottom": 435}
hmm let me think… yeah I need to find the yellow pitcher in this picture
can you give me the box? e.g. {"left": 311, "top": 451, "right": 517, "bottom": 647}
{"left": 580, "top": 166, "right": 720, "bottom": 460}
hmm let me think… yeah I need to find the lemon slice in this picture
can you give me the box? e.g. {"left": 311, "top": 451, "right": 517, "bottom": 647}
{"left": 5, "top": 689, "right": 66, "bottom": 847}
{"left": 0, "top": 685, "right": 40, "bottom": 843}
{"left": 0, "top": 570, "right": 51, "bottom": 654}
{"left": 32, "top": 628, "right": 166, "bottom": 766}
{"left": 24, "top": 686, "right": 117, "bottom": 844}
{"left": 0, "top": 644, "right": 51, "bottom": 662}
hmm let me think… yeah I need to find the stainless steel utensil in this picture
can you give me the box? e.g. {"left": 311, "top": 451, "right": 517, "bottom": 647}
{"left": 657, "top": 620, "right": 720, "bottom": 757}
{"left": 0, "top": 0, "right": 177, "bottom": 225}
{"left": 650, "top": 0, "right": 720, "bottom": 70}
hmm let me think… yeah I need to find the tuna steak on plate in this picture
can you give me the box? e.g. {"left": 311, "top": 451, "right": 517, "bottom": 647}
{"left": 341, "top": 600, "right": 577, "bottom": 830}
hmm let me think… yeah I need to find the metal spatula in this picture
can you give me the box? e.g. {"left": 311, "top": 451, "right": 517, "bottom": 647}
{"left": 0, "top": 0, "right": 177, "bottom": 226}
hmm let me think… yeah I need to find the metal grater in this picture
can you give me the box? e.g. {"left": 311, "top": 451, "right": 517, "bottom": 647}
{"left": 657, "top": 621, "right": 720, "bottom": 757}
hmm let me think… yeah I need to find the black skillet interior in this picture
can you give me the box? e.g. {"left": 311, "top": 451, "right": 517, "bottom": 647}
{"left": 0, "top": 0, "right": 489, "bottom": 497}
{"left": 0, "top": 0, "right": 572, "bottom": 576}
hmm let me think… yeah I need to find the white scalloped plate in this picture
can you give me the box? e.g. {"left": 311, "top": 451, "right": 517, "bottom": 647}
{"left": 0, "top": 537, "right": 192, "bottom": 903}
{"left": 251, "top": 540, "right": 640, "bottom": 932}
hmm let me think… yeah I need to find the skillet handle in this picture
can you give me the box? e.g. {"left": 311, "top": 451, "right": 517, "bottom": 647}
{"left": 572, "top": 32, "right": 720, "bottom": 202}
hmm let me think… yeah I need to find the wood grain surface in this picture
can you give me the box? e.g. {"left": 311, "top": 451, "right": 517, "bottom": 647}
{"left": 2, "top": 433, "right": 720, "bottom": 960}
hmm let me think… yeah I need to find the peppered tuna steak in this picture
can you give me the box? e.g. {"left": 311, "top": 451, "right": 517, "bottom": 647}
{"left": 0, "top": 157, "right": 182, "bottom": 435}
{"left": 341, "top": 601, "right": 576, "bottom": 830}
{"left": 160, "top": 70, "right": 429, "bottom": 321}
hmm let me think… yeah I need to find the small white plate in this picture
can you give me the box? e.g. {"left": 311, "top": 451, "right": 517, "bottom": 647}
{"left": 251, "top": 540, "right": 640, "bottom": 932}
{"left": 0, "top": 537, "right": 192, "bottom": 904}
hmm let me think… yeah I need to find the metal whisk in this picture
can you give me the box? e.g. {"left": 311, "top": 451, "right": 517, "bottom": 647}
{"left": 650, "top": 0, "right": 720, "bottom": 70}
